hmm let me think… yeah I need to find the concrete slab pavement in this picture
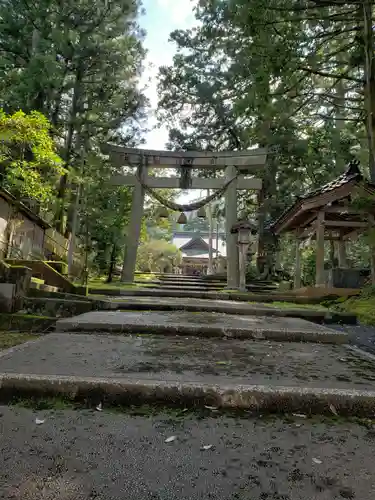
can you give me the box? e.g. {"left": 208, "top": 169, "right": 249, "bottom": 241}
{"left": 55, "top": 310, "right": 348, "bottom": 343}
{"left": 0, "top": 333, "right": 369, "bottom": 389}
{"left": 0, "top": 333, "right": 375, "bottom": 415}
{"left": 101, "top": 295, "right": 356, "bottom": 324}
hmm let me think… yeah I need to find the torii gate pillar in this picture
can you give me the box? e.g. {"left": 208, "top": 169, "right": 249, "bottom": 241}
{"left": 101, "top": 145, "right": 266, "bottom": 285}
{"left": 225, "top": 165, "right": 239, "bottom": 288}
{"left": 121, "top": 164, "right": 147, "bottom": 282}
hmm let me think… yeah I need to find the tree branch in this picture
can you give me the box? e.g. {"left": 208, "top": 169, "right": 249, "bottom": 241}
{"left": 299, "top": 66, "right": 363, "bottom": 83}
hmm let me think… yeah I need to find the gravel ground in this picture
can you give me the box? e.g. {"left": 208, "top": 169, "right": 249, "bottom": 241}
{"left": 1, "top": 333, "right": 375, "bottom": 389}
{"left": 0, "top": 405, "right": 374, "bottom": 500}
{"left": 331, "top": 324, "right": 375, "bottom": 355}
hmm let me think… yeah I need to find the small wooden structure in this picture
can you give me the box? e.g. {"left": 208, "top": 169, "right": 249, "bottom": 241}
{"left": 271, "top": 161, "right": 375, "bottom": 291}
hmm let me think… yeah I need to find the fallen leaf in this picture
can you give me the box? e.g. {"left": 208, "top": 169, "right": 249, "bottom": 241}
{"left": 201, "top": 444, "right": 213, "bottom": 451}
{"left": 312, "top": 458, "right": 322, "bottom": 464}
{"left": 35, "top": 418, "right": 45, "bottom": 425}
{"left": 165, "top": 435, "right": 177, "bottom": 443}
{"left": 205, "top": 405, "right": 218, "bottom": 411}
{"left": 293, "top": 413, "right": 307, "bottom": 419}
{"left": 96, "top": 403, "right": 103, "bottom": 412}
{"left": 329, "top": 404, "right": 338, "bottom": 416}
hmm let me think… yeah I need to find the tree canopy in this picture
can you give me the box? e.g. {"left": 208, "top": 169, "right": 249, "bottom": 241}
{"left": 157, "top": 0, "right": 375, "bottom": 279}
{"left": 1, "top": 0, "right": 374, "bottom": 283}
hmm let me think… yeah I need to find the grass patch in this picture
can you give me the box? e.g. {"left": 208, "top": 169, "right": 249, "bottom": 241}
{"left": 135, "top": 273, "right": 157, "bottom": 281}
{"left": 0, "top": 314, "right": 55, "bottom": 333}
{"left": 334, "top": 296, "right": 375, "bottom": 325}
{"left": 88, "top": 276, "right": 157, "bottom": 290}
{"left": 0, "top": 332, "right": 39, "bottom": 350}
{"left": 11, "top": 395, "right": 75, "bottom": 411}
{"left": 265, "top": 301, "right": 328, "bottom": 311}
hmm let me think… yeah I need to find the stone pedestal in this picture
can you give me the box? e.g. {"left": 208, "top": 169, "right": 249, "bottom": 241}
{"left": 0, "top": 263, "right": 32, "bottom": 312}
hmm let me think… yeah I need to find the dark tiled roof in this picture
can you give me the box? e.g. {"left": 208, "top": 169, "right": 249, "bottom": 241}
{"left": 270, "top": 160, "right": 370, "bottom": 231}
{"left": 299, "top": 160, "right": 362, "bottom": 200}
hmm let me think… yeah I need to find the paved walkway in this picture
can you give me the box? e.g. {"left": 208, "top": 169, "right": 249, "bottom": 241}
{"left": 0, "top": 333, "right": 373, "bottom": 391}
{"left": 0, "top": 405, "right": 371, "bottom": 500}
{"left": 55, "top": 310, "right": 348, "bottom": 343}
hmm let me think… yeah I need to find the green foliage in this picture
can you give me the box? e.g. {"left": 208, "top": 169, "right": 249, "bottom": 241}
{"left": 0, "top": 109, "right": 64, "bottom": 203}
{"left": 301, "top": 247, "right": 316, "bottom": 287}
{"left": 335, "top": 295, "right": 375, "bottom": 326}
{"left": 182, "top": 216, "right": 209, "bottom": 233}
{"left": 157, "top": 0, "right": 374, "bottom": 279}
{"left": 136, "top": 239, "right": 182, "bottom": 273}
{"left": 0, "top": 0, "right": 149, "bottom": 275}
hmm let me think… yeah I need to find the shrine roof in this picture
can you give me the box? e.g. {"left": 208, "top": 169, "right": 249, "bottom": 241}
{"left": 172, "top": 232, "right": 227, "bottom": 257}
{"left": 271, "top": 161, "right": 375, "bottom": 234}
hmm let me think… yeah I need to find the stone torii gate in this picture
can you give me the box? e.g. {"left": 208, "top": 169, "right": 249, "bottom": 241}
{"left": 101, "top": 144, "right": 267, "bottom": 288}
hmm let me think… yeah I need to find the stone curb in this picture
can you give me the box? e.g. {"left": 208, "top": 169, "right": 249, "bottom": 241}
{"left": 88, "top": 287, "right": 310, "bottom": 303}
{"left": 110, "top": 301, "right": 356, "bottom": 325}
{"left": 55, "top": 320, "right": 348, "bottom": 344}
{"left": 1, "top": 373, "right": 375, "bottom": 416}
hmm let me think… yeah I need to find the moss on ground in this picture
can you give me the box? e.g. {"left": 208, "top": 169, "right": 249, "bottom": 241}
{"left": 135, "top": 273, "right": 157, "bottom": 281}
{"left": 0, "top": 313, "right": 55, "bottom": 332}
{"left": 334, "top": 296, "right": 375, "bottom": 325}
{"left": 263, "top": 301, "right": 328, "bottom": 311}
{"left": 88, "top": 276, "right": 157, "bottom": 290}
{"left": 0, "top": 332, "right": 39, "bottom": 350}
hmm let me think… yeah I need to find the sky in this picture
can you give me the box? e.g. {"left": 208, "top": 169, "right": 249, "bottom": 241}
{"left": 139, "top": 0, "right": 196, "bottom": 150}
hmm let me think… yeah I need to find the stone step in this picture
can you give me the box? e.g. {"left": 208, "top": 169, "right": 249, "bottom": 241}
{"left": 103, "top": 296, "right": 356, "bottom": 325}
{"left": 1, "top": 333, "right": 375, "bottom": 416}
{"left": 158, "top": 285, "right": 224, "bottom": 291}
{"left": 88, "top": 287, "right": 303, "bottom": 303}
{"left": 55, "top": 310, "right": 347, "bottom": 344}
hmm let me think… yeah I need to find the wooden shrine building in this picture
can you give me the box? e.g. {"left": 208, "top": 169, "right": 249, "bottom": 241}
{"left": 271, "top": 161, "right": 375, "bottom": 293}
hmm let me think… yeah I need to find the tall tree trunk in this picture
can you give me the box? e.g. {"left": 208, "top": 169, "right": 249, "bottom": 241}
{"left": 334, "top": 60, "right": 346, "bottom": 173}
{"left": 363, "top": 0, "right": 375, "bottom": 181}
{"left": 106, "top": 242, "right": 117, "bottom": 283}
{"left": 51, "top": 63, "right": 70, "bottom": 128}
{"left": 54, "top": 63, "right": 84, "bottom": 233}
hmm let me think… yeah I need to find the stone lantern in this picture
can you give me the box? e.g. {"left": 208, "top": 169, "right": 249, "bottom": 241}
{"left": 231, "top": 219, "right": 258, "bottom": 292}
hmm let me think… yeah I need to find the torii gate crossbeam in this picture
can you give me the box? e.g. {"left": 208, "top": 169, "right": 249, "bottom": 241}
{"left": 102, "top": 145, "right": 267, "bottom": 288}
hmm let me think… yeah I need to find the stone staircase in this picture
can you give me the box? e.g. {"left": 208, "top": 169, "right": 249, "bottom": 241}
{"left": 1, "top": 267, "right": 375, "bottom": 418}
{"left": 138, "top": 273, "right": 280, "bottom": 294}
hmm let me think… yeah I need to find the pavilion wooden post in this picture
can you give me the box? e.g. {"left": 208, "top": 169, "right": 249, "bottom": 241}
{"left": 315, "top": 211, "right": 326, "bottom": 286}
{"left": 368, "top": 214, "right": 375, "bottom": 285}
{"left": 294, "top": 233, "right": 302, "bottom": 289}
